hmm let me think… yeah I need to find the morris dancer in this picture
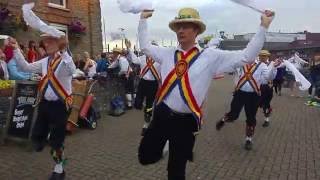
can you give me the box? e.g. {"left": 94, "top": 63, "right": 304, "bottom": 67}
{"left": 138, "top": 7, "right": 274, "bottom": 179}
{"left": 9, "top": 33, "right": 75, "bottom": 180}
{"left": 125, "top": 39, "right": 161, "bottom": 135}
{"left": 258, "top": 50, "right": 278, "bottom": 127}
{"left": 216, "top": 50, "right": 279, "bottom": 150}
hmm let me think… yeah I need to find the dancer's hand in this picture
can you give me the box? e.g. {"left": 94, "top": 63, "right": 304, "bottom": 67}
{"left": 261, "top": 10, "right": 275, "bottom": 29}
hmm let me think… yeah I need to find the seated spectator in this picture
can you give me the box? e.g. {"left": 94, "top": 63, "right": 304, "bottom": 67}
{"left": 0, "top": 48, "right": 9, "bottom": 80}
{"left": 4, "top": 44, "right": 31, "bottom": 80}
{"left": 96, "top": 52, "right": 109, "bottom": 73}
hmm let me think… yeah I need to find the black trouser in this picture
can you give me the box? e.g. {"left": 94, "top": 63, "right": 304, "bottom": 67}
{"left": 121, "top": 73, "right": 135, "bottom": 94}
{"left": 135, "top": 79, "right": 159, "bottom": 114}
{"left": 260, "top": 84, "right": 273, "bottom": 117}
{"left": 225, "top": 90, "right": 260, "bottom": 137}
{"left": 138, "top": 102, "right": 197, "bottom": 180}
{"left": 273, "top": 79, "right": 283, "bottom": 94}
{"left": 31, "top": 100, "right": 68, "bottom": 150}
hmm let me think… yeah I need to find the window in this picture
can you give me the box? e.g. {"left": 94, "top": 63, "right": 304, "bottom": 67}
{"left": 49, "top": 23, "right": 68, "bottom": 39}
{"left": 48, "top": 0, "right": 67, "bottom": 9}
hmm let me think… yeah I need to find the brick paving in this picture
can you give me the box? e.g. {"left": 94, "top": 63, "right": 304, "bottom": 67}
{"left": 0, "top": 76, "right": 319, "bottom": 180}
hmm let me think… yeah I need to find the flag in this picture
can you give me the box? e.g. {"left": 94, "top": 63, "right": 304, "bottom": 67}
{"left": 230, "top": 0, "right": 265, "bottom": 13}
{"left": 117, "top": 0, "right": 153, "bottom": 14}
{"left": 22, "top": 3, "right": 65, "bottom": 38}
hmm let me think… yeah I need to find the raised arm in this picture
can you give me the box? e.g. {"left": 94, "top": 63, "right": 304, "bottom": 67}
{"left": 208, "top": 11, "right": 274, "bottom": 74}
{"left": 125, "top": 39, "right": 142, "bottom": 65}
{"left": 138, "top": 11, "right": 170, "bottom": 64}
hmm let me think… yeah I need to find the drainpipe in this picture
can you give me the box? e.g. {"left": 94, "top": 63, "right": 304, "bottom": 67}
{"left": 88, "top": 1, "right": 93, "bottom": 56}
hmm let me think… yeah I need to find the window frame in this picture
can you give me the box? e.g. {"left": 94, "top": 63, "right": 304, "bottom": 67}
{"left": 48, "top": 0, "right": 67, "bottom": 9}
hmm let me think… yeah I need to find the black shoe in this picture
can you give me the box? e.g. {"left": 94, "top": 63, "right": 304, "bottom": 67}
{"left": 244, "top": 140, "right": 253, "bottom": 151}
{"left": 49, "top": 171, "right": 65, "bottom": 180}
{"left": 262, "top": 121, "right": 270, "bottom": 127}
{"left": 32, "top": 141, "right": 45, "bottom": 152}
{"left": 216, "top": 120, "right": 225, "bottom": 131}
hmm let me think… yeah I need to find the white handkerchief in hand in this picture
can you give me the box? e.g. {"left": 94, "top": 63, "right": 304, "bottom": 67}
{"left": 230, "top": 0, "right": 266, "bottom": 13}
{"left": 283, "top": 60, "right": 311, "bottom": 91}
{"left": 117, "top": 0, "right": 153, "bottom": 14}
{"left": 22, "top": 3, "right": 65, "bottom": 38}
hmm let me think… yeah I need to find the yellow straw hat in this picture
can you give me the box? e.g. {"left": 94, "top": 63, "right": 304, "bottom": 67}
{"left": 112, "top": 48, "right": 123, "bottom": 54}
{"left": 169, "top": 8, "right": 206, "bottom": 35}
{"left": 259, "top": 50, "right": 271, "bottom": 56}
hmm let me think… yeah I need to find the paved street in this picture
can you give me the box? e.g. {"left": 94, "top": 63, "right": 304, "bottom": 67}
{"left": 0, "top": 76, "right": 320, "bottom": 180}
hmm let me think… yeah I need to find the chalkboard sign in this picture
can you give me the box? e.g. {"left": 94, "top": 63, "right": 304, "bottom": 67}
{"left": 6, "top": 81, "right": 39, "bottom": 140}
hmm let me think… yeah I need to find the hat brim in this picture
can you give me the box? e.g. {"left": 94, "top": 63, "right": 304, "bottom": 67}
{"left": 169, "top": 19, "right": 206, "bottom": 35}
{"left": 259, "top": 53, "right": 271, "bottom": 56}
{"left": 112, "top": 50, "right": 122, "bottom": 54}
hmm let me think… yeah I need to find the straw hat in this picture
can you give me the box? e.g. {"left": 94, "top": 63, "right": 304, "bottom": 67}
{"left": 259, "top": 50, "right": 271, "bottom": 56}
{"left": 112, "top": 48, "right": 123, "bottom": 54}
{"left": 169, "top": 8, "right": 206, "bottom": 35}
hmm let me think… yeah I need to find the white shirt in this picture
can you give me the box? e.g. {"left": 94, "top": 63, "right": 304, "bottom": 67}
{"left": 234, "top": 60, "right": 277, "bottom": 92}
{"left": 14, "top": 49, "right": 76, "bottom": 101}
{"left": 87, "top": 60, "right": 97, "bottom": 77}
{"left": 0, "top": 60, "right": 9, "bottom": 80}
{"left": 127, "top": 50, "right": 160, "bottom": 81}
{"left": 139, "top": 19, "right": 267, "bottom": 113}
{"left": 109, "top": 55, "right": 132, "bottom": 75}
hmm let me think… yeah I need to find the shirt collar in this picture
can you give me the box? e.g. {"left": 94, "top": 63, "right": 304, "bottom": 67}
{"left": 177, "top": 44, "right": 202, "bottom": 54}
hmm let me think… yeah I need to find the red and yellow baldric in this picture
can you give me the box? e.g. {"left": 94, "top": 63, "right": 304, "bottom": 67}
{"left": 38, "top": 55, "right": 73, "bottom": 108}
{"left": 139, "top": 57, "right": 160, "bottom": 81}
{"left": 235, "top": 62, "right": 261, "bottom": 94}
{"left": 155, "top": 47, "right": 203, "bottom": 130}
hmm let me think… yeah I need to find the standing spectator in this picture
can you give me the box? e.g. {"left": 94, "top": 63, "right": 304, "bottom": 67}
{"left": 3, "top": 43, "right": 31, "bottom": 80}
{"left": 309, "top": 54, "right": 320, "bottom": 97}
{"left": 27, "top": 40, "right": 38, "bottom": 63}
{"left": 96, "top": 52, "right": 109, "bottom": 73}
{"left": 0, "top": 48, "right": 9, "bottom": 80}
{"left": 83, "top": 51, "right": 97, "bottom": 77}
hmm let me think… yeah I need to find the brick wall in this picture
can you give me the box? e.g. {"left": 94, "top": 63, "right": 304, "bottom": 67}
{"left": 1, "top": 0, "right": 103, "bottom": 57}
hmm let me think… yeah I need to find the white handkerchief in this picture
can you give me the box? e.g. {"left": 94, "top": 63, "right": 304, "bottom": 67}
{"left": 230, "top": 0, "right": 265, "bottom": 13}
{"left": 117, "top": 0, "right": 153, "bottom": 14}
{"left": 22, "top": 3, "right": 65, "bottom": 38}
{"left": 283, "top": 60, "right": 311, "bottom": 91}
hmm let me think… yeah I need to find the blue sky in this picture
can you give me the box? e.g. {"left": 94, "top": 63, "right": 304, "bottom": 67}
{"left": 101, "top": 0, "right": 319, "bottom": 48}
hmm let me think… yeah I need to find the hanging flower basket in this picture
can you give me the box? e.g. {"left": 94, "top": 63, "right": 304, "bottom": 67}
{"left": 69, "top": 20, "right": 86, "bottom": 37}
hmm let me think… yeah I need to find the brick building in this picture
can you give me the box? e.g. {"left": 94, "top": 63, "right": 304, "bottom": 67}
{"left": 0, "top": 0, "right": 103, "bottom": 57}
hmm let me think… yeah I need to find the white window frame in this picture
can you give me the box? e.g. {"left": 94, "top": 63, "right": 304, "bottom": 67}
{"left": 48, "top": 0, "right": 67, "bottom": 9}
{"left": 49, "top": 23, "right": 68, "bottom": 39}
